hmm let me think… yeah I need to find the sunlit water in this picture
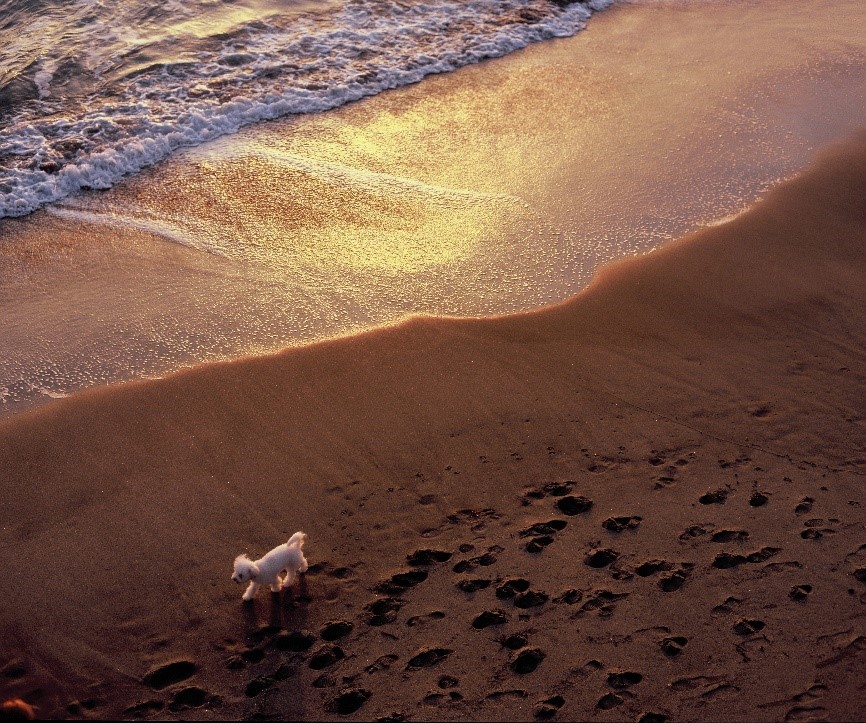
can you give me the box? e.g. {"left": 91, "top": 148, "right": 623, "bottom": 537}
{"left": 0, "top": 0, "right": 611, "bottom": 217}
{"left": 1, "top": 0, "right": 866, "bottom": 413}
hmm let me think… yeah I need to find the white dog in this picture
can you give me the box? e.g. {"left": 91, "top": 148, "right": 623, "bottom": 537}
{"left": 232, "top": 532, "right": 309, "bottom": 602}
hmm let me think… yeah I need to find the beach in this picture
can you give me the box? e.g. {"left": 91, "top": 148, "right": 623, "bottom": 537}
{"left": 3, "top": 0, "right": 866, "bottom": 415}
{"left": 1, "top": 0, "right": 866, "bottom": 720}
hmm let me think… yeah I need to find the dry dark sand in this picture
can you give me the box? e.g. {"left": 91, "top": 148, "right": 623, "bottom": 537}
{"left": 1, "top": 117, "right": 866, "bottom": 720}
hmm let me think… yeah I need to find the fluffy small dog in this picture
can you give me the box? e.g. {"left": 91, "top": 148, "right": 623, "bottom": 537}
{"left": 232, "top": 532, "right": 308, "bottom": 602}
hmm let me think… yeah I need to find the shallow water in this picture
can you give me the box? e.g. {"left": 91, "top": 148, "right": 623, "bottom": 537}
{"left": 1, "top": 0, "right": 866, "bottom": 413}
{"left": 0, "top": 0, "right": 611, "bottom": 217}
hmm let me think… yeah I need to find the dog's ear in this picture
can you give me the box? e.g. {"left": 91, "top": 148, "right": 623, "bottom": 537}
{"left": 248, "top": 563, "right": 260, "bottom": 580}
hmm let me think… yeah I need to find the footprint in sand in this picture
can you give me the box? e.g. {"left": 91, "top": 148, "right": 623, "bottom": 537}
{"left": 712, "top": 596, "right": 742, "bottom": 614}
{"left": 602, "top": 516, "right": 642, "bottom": 532}
{"left": 789, "top": 584, "right": 813, "bottom": 602}
{"left": 784, "top": 706, "right": 829, "bottom": 722}
{"left": 660, "top": 636, "right": 688, "bottom": 657}
{"left": 732, "top": 619, "right": 766, "bottom": 636}
{"left": 374, "top": 569, "right": 428, "bottom": 594}
{"left": 0, "top": 661, "right": 26, "bottom": 680}
{"left": 245, "top": 665, "right": 292, "bottom": 697}
{"left": 168, "top": 687, "right": 210, "bottom": 712}
{"left": 123, "top": 700, "right": 164, "bottom": 717}
{"left": 364, "top": 654, "right": 398, "bottom": 674}
{"left": 486, "top": 689, "right": 528, "bottom": 701}
{"left": 635, "top": 560, "right": 674, "bottom": 577}
{"left": 543, "top": 481, "right": 575, "bottom": 497}
{"left": 320, "top": 620, "right": 353, "bottom": 641}
{"left": 747, "top": 547, "right": 781, "bottom": 562}
{"left": 525, "top": 535, "right": 556, "bottom": 553}
{"left": 473, "top": 610, "right": 508, "bottom": 629}
{"left": 572, "top": 659, "right": 603, "bottom": 678}
{"left": 750, "top": 404, "right": 773, "bottom": 419}
{"left": 241, "top": 647, "right": 265, "bottom": 664}
{"left": 407, "top": 549, "right": 453, "bottom": 566}
{"left": 712, "top": 553, "right": 748, "bottom": 569}
{"left": 801, "top": 519, "right": 838, "bottom": 540}
{"left": 556, "top": 495, "right": 594, "bottom": 516}
{"left": 453, "top": 549, "right": 501, "bottom": 573}
{"left": 327, "top": 688, "right": 371, "bottom": 715}
{"left": 711, "top": 530, "right": 749, "bottom": 543}
{"left": 308, "top": 644, "right": 345, "bottom": 670}
{"left": 608, "top": 671, "right": 643, "bottom": 689}
{"left": 520, "top": 519, "right": 568, "bottom": 554}
{"left": 312, "top": 673, "right": 336, "bottom": 689}
{"left": 579, "top": 590, "right": 630, "bottom": 617}
{"left": 142, "top": 660, "right": 197, "bottom": 690}
{"left": 795, "top": 497, "right": 815, "bottom": 515}
{"left": 585, "top": 548, "right": 619, "bottom": 568}
{"left": 712, "top": 547, "right": 780, "bottom": 569}
{"left": 438, "top": 675, "right": 459, "bottom": 688}
{"left": 534, "top": 695, "right": 565, "bottom": 719}
{"left": 271, "top": 630, "right": 316, "bottom": 652}
{"left": 554, "top": 589, "right": 584, "bottom": 605}
{"left": 445, "top": 508, "right": 500, "bottom": 533}
{"left": 364, "top": 598, "right": 404, "bottom": 626}
{"left": 750, "top": 491, "right": 770, "bottom": 507}
{"left": 699, "top": 489, "right": 729, "bottom": 505}
{"left": 457, "top": 578, "right": 492, "bottom": 592}
{"left": 597, "top": 692, "right": 624, "bottom": 709}
{"left": 500, "top": 633, "right": 529, "bottom": 651}
{"left": 658, "top": 569, "right": 689, "bottom": 592}
{"left": 406, "top": 610, "right": 446, "bottom": 629}
{"left": 510, "top": 647, "right": 546, "bottom": 674}
{"left": 718, "top": 455, "right": 751, "bottom": 469}
{"left": 637, "top": 714, "right": 670, "bottom": 723}
{"left": 424, "top": 690, "right": 463, "bottom": 704}
{"left": 496, "top": 578, "right": 531, "bottom": 599}
{"left": 514, "top": 589, "right": 549, "bottom": 609}
{"left": 406, "top": 647, "right": 453, "bottom": 670}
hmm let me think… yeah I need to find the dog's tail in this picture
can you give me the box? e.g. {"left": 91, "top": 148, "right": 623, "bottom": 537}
{"left": 287, "top": 531, "right": 307, "bottom": 548}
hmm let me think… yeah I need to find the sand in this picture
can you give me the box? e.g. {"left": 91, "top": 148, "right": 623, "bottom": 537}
{"left": 4, "top": 0, "right": 866, "bottom": 415}
{"left": 1, "top": 126, "right": 865, "bottom": 720}
{"left": 2, "top": 2, "right": 866, "bottom": 721}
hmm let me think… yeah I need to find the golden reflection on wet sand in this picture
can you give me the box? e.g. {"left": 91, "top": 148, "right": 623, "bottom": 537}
{"left": 2, "top": 0, "right": 866, "bottom": 411}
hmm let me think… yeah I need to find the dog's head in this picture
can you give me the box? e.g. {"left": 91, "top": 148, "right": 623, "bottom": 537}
{"left": 232, "top": 554, "right": 259, "bottom": 583}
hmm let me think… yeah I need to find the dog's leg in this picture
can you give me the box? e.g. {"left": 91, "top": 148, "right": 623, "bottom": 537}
{"left": 299, "top": 556, "right": 308, "bottom": 574}
{"left": 280, "top": 571, "right": 293, "bottom": 590}
{"left": 242, "top": 581, "right": 259, "bottom": 602}
{"left": 270, "top": 577, "right": 282, "bottom": 593}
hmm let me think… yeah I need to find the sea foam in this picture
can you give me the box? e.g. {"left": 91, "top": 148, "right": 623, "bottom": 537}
{"left": 0, "top": 0, "right": 613, "bottom": 219}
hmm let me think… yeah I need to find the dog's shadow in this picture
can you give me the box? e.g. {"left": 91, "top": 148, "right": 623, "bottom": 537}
{"left": 240, "top": 576, "right": 311, "bottom": 634}
{"left": 281, "top": 576, "right": 311, "bottom": 630}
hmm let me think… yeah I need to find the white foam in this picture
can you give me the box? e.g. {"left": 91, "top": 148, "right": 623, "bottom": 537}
{"left": 47, "top": 206, "right": 229, "bottom": 256}
{"left": 0, "top": 0, "right": 614, "bottom": 219}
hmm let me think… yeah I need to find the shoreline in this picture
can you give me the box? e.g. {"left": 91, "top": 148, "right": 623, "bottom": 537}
{"left": 1, "top": 128, "right": 865, "bottom": 719}
{"left": 3, "top": 0, "right": 866, "bottom": 416}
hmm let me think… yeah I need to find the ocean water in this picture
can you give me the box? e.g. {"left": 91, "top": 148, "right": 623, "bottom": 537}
{"left": 0, "top": 0, "right": 612, "bottom": 218}
{"left": 2, "top": 0, "right": 865, "bottom": 416}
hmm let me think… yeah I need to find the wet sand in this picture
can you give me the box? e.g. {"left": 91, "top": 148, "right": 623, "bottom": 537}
{"left": 2, "top": 0, "right": 866, "bottom": 414}
{"left": 1, "top": 127, "right": 866, "bottom": 722}
{"left": 1, "top": 1, "right": 866, "bottom": 721}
